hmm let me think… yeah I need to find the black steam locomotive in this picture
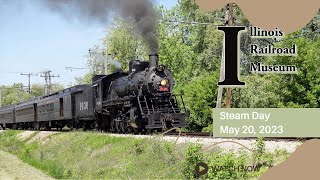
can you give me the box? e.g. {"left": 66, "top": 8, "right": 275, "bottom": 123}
{"left": 0, "top": 55, "right": 188, "bottom": 133}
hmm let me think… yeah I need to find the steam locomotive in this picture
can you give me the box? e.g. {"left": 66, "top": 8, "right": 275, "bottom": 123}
{"left": 0, "top": 54, "right": 188, "bottom": 133}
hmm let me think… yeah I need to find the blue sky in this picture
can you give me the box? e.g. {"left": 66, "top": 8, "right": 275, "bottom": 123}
{"left": 0, "top": 0, "right": 177, "bottom": 87}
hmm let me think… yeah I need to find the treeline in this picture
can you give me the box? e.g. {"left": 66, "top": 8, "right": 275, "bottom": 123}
{"left": 0, "top": 83, "right": 64, "bottom": 106}
{"left": 64, "top": 0, "right": 320, "bottom": 131}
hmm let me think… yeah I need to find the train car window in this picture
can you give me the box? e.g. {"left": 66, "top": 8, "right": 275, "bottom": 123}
{"left": 16, "top": 107, "right": 34, "bottom": 116}
{"left": 93, "top": 84, "right": 99, "bottom": 98}
{"left": 60, "top": 98, "right": 64, "bottom": 117}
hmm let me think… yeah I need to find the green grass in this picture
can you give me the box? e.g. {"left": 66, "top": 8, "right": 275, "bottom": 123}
{"left": 0, "top": 131, "right": 185, "bottom": 179}
{"left": 0, "top": 131, "right": 290, "bottom": 179}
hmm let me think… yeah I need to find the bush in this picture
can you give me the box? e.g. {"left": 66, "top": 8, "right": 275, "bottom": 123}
{"left": 202, "top": 124, "right": 213, "bottom": 132}
{"left": 183, "top": 144, "right": 204, "bottom": 179}
{"left": 180, "top": 72, "right": 220, "bottom": 131}
{"left": 206, "top": 151, "right": 249, "bottom": 180}
{"left": 252, "top": 138, "right": 275, "bottom": 168}
{"left": 253, "top": 137, "right": 266, "bottom": 164}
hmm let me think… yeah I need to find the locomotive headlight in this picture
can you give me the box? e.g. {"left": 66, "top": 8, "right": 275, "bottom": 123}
{"left": 157, "top": 65, "right": 165, "bottom": 72}
{"left": 160, "top": 79, "right": 168, "bottom": 86}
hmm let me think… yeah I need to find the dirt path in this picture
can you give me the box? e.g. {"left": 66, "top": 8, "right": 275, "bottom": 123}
{"left": 0, "top": 150, "right": 54, "bottom": 180}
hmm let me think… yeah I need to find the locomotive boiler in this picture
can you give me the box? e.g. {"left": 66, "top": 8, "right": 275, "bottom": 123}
{"left": 108, "top": 55, "right": 174, "bottom": 97}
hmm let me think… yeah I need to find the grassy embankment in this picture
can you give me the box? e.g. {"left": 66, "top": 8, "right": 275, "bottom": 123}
{"left": 0, "top": 130, "right": 290, "bottom": 179}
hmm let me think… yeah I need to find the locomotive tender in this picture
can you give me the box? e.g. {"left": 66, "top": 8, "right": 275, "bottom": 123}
{"left": 0, "top": 55, "right": 188, "bottom": 133}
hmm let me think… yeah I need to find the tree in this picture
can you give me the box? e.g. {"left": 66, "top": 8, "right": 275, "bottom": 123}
{"left": 31, "top": 83, "right": 64, "bottom": 97}
{"left": 0, "top": 83, "right": 65, "bottom": 107}
{"left": 231, "top": 74, "right": 281, "bottom": 108}
{"left": 267, "top": 35, "right": 320, "bottom": 107}
{"left": 31, "top": 84, "right": 45, "bottom": 97}
{"left": 157, "top": 6, "right": 196, "bottom": 85}
{"left": 182, "top": 71, "right": 220, "bottom": 131}
{"left": 300, "top": 10, "right": 320, "bottom": 40}
{"left": 0, "top": 84, "right": 31, "bottom": 106}
{"left": 74, "top": 73, "right": 94, "bottom": 85}
{"left": 104, "top": 18, "right": 148, "bottom": 71}
{"left": 171, "top": 0, "right": 224, "bottom": 75}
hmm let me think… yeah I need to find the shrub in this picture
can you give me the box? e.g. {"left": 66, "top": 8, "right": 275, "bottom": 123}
{"left": 253, "top": 137, "right": 266, "bottom": 165}
{"left": 183, "top": 144, "right": 204, "bottom": 179}
{"left": 206, "top": 151, "right": 249, "bottom": 180}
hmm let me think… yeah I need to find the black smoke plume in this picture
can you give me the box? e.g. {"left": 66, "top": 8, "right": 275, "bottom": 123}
{"left": 42, "top": 0, "right": 158, "bottom": 53}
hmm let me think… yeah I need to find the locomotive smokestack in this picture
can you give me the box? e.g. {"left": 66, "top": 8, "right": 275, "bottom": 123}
{"left": 149, "top": 54, "right": 158, "bottom": 67}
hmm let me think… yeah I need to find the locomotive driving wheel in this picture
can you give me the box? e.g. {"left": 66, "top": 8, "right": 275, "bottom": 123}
{"left": 110, "top": 119, "right": 116, "bottom": 132}
{"left": 115, "top": 121, "right": 122, "bottom": 133}
{"left": 125, "top": 121, "right": 133, "bottom": 133}
{"left": 119, "top": 116, "right": 126, "bottom": 133}
{"left": 112, "top": 117, "right": 124, "bottom": 134}
{"left": 120, "top": 121, "right": 126, "bottom": 133}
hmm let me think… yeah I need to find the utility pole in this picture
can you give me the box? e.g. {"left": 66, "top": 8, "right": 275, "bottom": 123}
{"left": 40, "top": 70, "right": 60, "bottom": 95}
{"left": 89, "top": 46, "right": 111, "bottom": 75}
{"left": 105, "top": 43, "right": 109, "bottom": 75}
{"left": 20, "top": 73, "right": 38, "bottom": 93}
{"left": 225, "top": 3, "right": 234, "bottom": 108}
{"left": 0, "top": 89, "right": 2, "bottom": 108}
{"left": 216, "top": 3, "right": 234, "bottom": 108}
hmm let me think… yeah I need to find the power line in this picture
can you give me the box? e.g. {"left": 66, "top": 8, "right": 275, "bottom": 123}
{"left": 0, "top": 72, "right": 24, "bottom": 74}
{"left": 167, "top": 20, "right": 224, "bottom": 26}
{"left": 65, "top": 67, "right": 91, "bottom": 72}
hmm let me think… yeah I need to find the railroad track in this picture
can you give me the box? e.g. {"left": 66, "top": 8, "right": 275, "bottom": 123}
{"left": 161, "top": 131, "right": 311, "bottom": 141}
{"left": 1, "top": 129, "right": 313, "bottom": 142}
{"left": 164, "top": 131, "right": 211, "bottom": 137}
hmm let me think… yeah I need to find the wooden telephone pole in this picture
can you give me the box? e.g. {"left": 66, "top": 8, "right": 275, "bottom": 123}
{"left": 0, "top": 89, "right": 2, "bottom": 108}
{"left": 225, "top": 3, "right": 233, "bottom": 108}
{"left": 88, "top": 45, "right": 111, "bottom": 75}
{"left": 20, "top": 73, "right": 38, "bottom": 93}
{"left": 40, "top": 70, "right": 60, "bottom": 95}
{"left": 216, "top": 3, "right": 234, "bottom": 108}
